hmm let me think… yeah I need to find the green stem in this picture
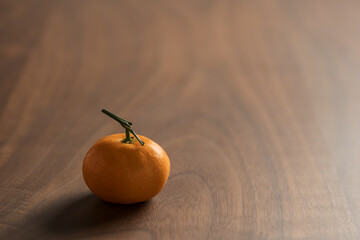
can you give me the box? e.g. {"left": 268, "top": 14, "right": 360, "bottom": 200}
{"left": 101, "top": 109, "right": 145, "bottom": 146}
{"left": 101, "top": 109, "right": 132, "bottom": 126}
{"left": 122, "top": 129, "right": 133, "bottom": 143}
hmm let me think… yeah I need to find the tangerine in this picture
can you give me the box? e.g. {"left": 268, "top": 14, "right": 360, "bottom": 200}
{"left": 82, "top": 109, "right": 170, "bottom": 204}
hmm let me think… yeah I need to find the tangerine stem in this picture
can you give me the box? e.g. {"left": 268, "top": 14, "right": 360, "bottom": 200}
{"left": 101, "top": 109, "right": 145, "bottom": 146}
{"left": 101, "top": 109, "right": 132, "bottom": 126}
{"left": 122, "top": 129, "right": 133, "bottom": 144}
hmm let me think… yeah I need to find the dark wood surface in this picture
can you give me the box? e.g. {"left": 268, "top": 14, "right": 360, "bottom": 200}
{"left": 1, "top": 1, "right": 360, "bottom": 239}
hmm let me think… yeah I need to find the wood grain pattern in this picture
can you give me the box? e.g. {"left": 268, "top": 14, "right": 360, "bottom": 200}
{"left": 1, "top": 0, "right": 360, "bottom": 239}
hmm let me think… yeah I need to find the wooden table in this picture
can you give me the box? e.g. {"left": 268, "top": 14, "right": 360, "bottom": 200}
{"left": 1, "top": 1, "right": 360, "bottom": 239}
